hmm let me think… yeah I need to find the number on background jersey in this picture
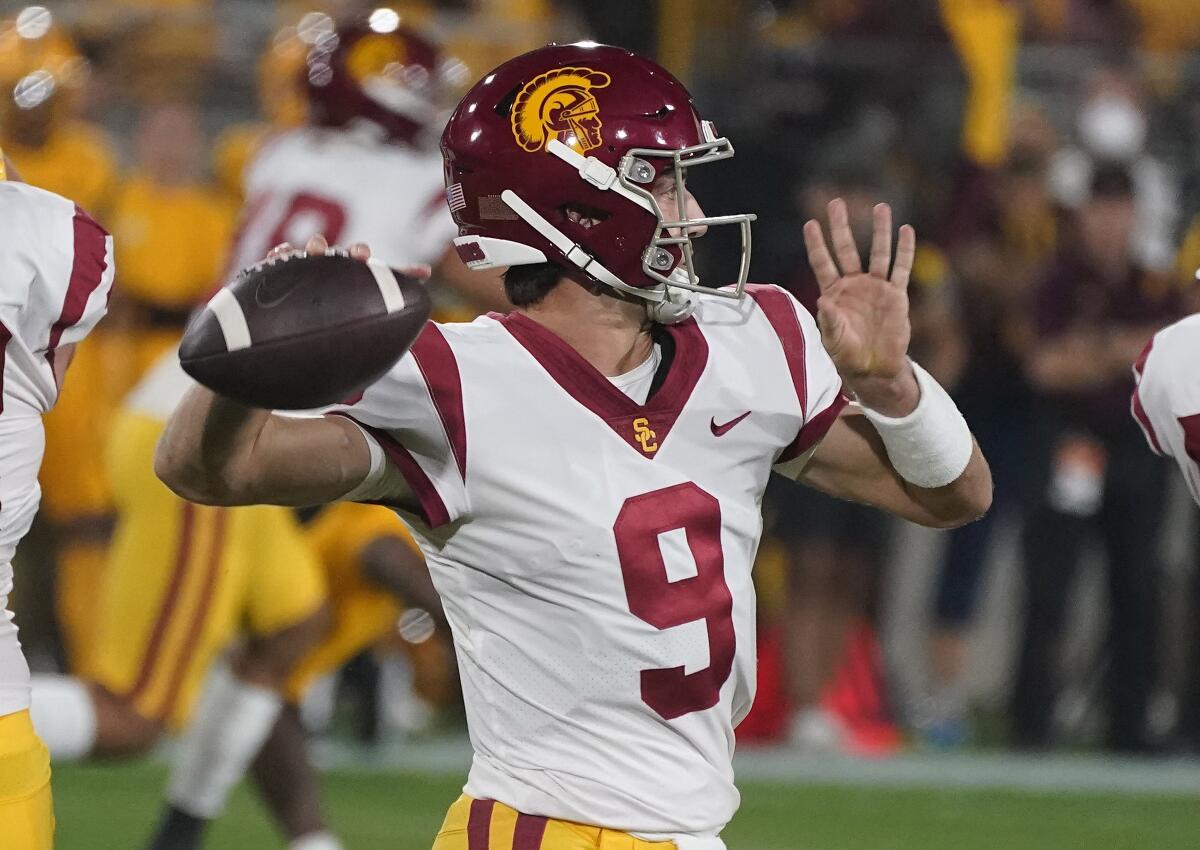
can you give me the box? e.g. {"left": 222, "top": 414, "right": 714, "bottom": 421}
{"left": 614, "top": 482, "right": 735, "bottom": 720}
{"left": 265, "top": 192, "right": 347, "bottom": 249}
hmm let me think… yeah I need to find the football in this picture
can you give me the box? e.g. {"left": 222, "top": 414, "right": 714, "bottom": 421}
{"left": 179, "top": 253, "right": 431, "bottom": 410}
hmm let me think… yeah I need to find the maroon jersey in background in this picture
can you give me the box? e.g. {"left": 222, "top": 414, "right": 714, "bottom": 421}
{"left": 1031, "top": 257, "right": 1181, "bottom": 437}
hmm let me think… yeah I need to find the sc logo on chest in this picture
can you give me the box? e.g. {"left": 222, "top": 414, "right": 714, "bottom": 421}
{"left": 633, "top": 417, "right": 658, "bottom": 454}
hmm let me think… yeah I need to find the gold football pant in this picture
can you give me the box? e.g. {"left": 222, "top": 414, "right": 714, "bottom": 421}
{"left": 0, "top": 710, "right": 54, "bottom": 850}
{"left": 433, "top": 796, "right": 677, "bottom": 850}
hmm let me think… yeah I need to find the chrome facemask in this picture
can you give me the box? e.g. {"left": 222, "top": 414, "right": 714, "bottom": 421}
{"left": 618, "top": 120, "right": 757, "bottom": 301}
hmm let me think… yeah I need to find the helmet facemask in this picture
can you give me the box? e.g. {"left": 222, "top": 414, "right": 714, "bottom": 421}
{"left": 618, "top": 121, "right": 756, "bottom": 303}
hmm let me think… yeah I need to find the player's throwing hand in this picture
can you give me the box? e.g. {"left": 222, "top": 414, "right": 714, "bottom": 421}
{"left": 803, "top": 199, "right": 918, "bottom": 415}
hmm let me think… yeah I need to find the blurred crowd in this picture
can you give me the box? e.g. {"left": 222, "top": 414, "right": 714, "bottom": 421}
{"left": 5, "top": 0, "right": 1200, "bottom": 761}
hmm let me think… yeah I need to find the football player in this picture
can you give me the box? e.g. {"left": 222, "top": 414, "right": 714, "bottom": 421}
{"left": 157, "top": 44, "right": 992, "bottom": 849}
{"left": 1, "top": 7, "right": 122, "bottom": 678}
{"left": 1132, "top": 317, "right": 1200, "bottom": 505}
{"left": 221, "top": 9, "right": 505, "bottom": 317}
{"left": 0, "top": 150, "right": 115, "bottom": 849}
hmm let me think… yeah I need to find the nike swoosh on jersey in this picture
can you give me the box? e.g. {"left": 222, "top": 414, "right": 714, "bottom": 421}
{"left": 710, "top": 411, "right": 751, "bottom": 436}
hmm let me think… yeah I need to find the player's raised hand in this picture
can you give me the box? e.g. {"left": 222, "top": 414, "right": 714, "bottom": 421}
{"left": 803, "top": 199, "right": 919, "bottom": 415}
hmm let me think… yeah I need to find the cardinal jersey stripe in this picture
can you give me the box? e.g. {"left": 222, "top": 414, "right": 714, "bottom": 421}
{"left": 330, "top": 413, "right": 452, "bottom": 528}
{"left": 467, "top": 799, "right": 495, "bottom": 850}
{"left": 778, "top": 391, "right": 849, "bottom": 462}
{"left": 47, "top": 207, "right": 111, "bottom": 353}
{"left": 152, "top": 509, "right": 227, "bottom": 721}
{"left": 122, "top": 502, "right": 197, "bottom": 704}
{"left": 410, "top": 323, "right": 467, "bottom": 481}
{"left": 745, "top": 284, "right": 808, "bottom": 417}
{"left": 0, "top": 322, "right": 10, "bottom": 416}
{"left": 512, "top": 813, "right": 549, "bottom": 849}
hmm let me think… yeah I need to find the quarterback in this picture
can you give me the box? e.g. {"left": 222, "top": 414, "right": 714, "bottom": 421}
{"left": 0, "top": 153, "right": 115, "bottom": 848}
{"left": 157, "top": 44, "right": 992, "bottom": 848}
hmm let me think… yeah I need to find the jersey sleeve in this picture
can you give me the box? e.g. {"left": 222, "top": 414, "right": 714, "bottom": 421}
{"left": 1, "top": 185, "right": 115, "bottom": 413}
{"left": 744, "top": 285, "right": 848, "bottom": 477}
{"left": 1132, "top": 323, "right": 1200, "bottom": 505}
{"left": 327, "top": 322, "right": 468, "bottom": 529}
{"left": 40, "top": 204, "right": 115, "bottom": 349}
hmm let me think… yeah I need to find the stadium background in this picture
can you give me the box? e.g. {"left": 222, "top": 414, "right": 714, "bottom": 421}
{"left": 4, "top": 0, "right": 1200, "bottom": 847}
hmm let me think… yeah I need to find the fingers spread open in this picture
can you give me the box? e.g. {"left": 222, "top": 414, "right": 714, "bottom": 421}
{"left": 828, "top": 198, "right": 863, "bottom": 275}
{"left": 891, "top": 224, "right": 916, "bottom": 288}
{"left": 804, "top": 219, "right": 840, "bottom": 290}
{"left": 868, "top": 203, "right": 893, "bottom": 278}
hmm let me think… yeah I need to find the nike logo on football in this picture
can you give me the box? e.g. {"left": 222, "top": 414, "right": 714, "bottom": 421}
{"left": 710, "top": 411, "right": 751, "bottom": 437}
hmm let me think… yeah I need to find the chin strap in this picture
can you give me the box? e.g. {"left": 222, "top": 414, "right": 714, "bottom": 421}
{"left": 500, "top": 189, "right": 666, "bottom": 304}
{"left": 646, "top": 287, "right": 697, "bottom": 324}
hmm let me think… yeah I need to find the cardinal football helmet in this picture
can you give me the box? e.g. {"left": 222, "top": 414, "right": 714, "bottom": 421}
{"left": 441, "top": 43, "right": 755, "bottom": 321}
{"left": 304, "top": 10, "right": 458, "bottom": 145}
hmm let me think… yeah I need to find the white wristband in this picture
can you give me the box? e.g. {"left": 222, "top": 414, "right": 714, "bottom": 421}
{"left": 859, "top": 360, "right": 973, "bottom": 489}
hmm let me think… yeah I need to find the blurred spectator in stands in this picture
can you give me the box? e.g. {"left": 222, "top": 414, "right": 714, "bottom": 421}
{"left": 79, "top": 0, "right": 218, "bottom": 101}
{"left": 108, "top": 101, "right": 236, "bottom": 391}
{"left": 919, "top": 0, "right": 1040, "bottom": 748}
{"left": 1050, "top": 63, "right": 1178, "bottom": 273}
{"left": 0, "top": 7, "right": 118, "bottom": 213}
{"left": 1013, "top": 162, "right": 1181, "bottom": 753}
{"left": 769, "top": 155, "right": 959, "bottom": 752}
{"left": 1024, "top": 0, "right": 1140, "bottom": 47}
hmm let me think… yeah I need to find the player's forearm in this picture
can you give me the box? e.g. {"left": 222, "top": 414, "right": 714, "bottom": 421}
{"left": 801, "top": 414, "right": 992, "bottom": 529}
{"left": 896, "top": 441, "right": 992, "bottom": 528}
{"left": 155, "top": 385, "right": 273, "bottom": 505}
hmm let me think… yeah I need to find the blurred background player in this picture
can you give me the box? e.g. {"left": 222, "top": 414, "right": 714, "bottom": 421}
{"left": 29, "top": 343, "right": 442, "bottom": 850}
{"left": 219, "top": 8, "right": 505, "bottom": 317}
{"left": 0, "top": 149, "right": 115, "bottom": 849}
{"left": 0, "top": 7, "right": 120, "bottom": 678}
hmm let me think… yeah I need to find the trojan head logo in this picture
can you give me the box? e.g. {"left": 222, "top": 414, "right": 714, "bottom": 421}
{"left": 632, "top": 417, "right": 658, "bottom": 455}
{"left": 511, "top": 66, "right": 611, "bottom": 155}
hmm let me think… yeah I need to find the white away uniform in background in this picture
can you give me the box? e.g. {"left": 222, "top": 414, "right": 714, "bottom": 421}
{"left": 333, "top": 284, "right": 846, "bottom": 842}
{"left": 225, "top": 126, "right": 457, "bottom": 274}
{"left": 1132, "top": 314, "right": 1200, "bottom": 506}
{"left": 0, "top": 183, "right": 114, "bottom": 715}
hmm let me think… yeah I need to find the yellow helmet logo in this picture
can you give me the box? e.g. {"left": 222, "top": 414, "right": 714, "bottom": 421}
{"left": 511, "top": 66, "right": 611, "bottom": 155}
{"left": 345, "top": 33, "right": 407, "bottom": 84}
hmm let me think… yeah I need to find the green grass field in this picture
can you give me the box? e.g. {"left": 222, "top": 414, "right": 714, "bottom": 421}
{"left": 51, "top": 760, "right": 1199, "bottom": 850}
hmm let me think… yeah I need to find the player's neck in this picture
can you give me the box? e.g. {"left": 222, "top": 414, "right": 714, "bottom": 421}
{"left": 519, "top": 280, "right": 654, "bottom": 377}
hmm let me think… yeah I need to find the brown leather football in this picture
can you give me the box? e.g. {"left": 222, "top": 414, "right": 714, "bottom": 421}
{"left": 179, "top": 253, "right": 431, "bottom": 409}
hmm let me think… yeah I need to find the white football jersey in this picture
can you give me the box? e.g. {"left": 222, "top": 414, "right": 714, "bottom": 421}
{"left": 1132, "top": 314, "right": 1200, "bottom": 506}
{"left": 333, "top": 285, "right": 845, "bottom": 840}
{"left": 225, "top": 126, "right": 457, "bottom": 276}
{"left": 0, "top": 182, "right": 114, "bottom": 714}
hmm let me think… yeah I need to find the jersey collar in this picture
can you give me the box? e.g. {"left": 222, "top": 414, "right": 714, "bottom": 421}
{"left": 493, "top": 311, "right": 709, "bottom": 459}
